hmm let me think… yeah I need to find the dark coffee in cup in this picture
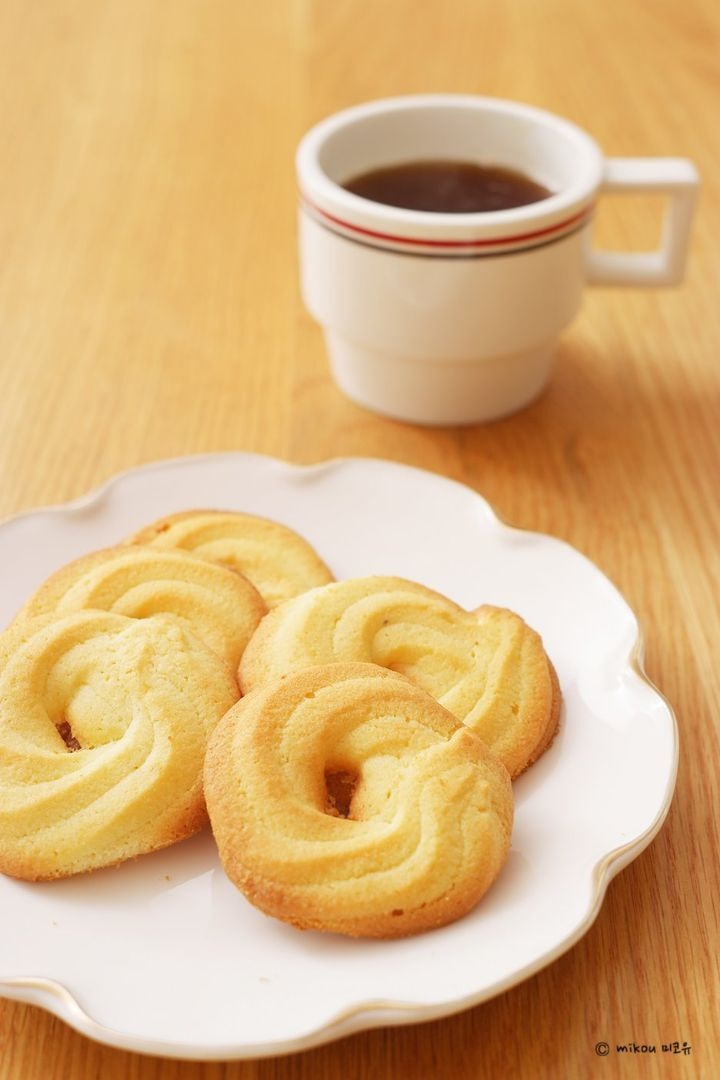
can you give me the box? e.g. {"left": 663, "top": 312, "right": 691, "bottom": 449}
{"left": 342, "top": 159, "right": 552, "bottom": 213}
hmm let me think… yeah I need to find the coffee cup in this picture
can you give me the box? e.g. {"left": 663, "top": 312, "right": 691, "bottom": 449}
{"left": 296, "top": 94, "right": 698, "bottom": 425}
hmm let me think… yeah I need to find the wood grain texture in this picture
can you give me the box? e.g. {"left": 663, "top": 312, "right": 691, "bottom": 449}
{"left": 0, "top": 0, "right": 718, "bottom": 1076}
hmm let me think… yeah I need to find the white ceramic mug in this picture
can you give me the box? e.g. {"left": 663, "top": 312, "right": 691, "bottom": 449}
{"left": 296, "top": 95, "right": 698, "bottom": 425}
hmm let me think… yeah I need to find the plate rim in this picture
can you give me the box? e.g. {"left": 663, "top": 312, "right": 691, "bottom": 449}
{"left": 0, "top": 451, "right": 679, "bottom": 1060}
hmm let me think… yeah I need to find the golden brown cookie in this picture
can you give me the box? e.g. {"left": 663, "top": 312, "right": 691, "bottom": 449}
{"left": 0, "top": 611, "right": 238, "bottom": 881}
{"left": 205, "top": 662, "right": 513, "bottom": 938}
{"left": 239, "top": 577, "right": 560, "bottom": 779}
{"left": 127, "top": 510, "right": 334, "bottom": 608}
{"left": 16, "top": 545, "right": 266, "bottom": 669}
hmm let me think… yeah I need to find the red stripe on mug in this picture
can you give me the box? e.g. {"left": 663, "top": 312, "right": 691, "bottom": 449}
{"left": 300, "top": 196, "right": 593, "bottom": 249}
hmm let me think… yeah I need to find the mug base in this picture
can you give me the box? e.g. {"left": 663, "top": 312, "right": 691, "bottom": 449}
{"left": 325, "top": 333, "right": 554, "bottom": 426}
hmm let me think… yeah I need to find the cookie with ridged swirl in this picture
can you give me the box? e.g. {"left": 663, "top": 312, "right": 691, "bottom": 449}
{"left": 239, "top": 577, "right": 560, "bottom": 779}
{"left": 0, "top": 610, "right": 239, "bottom": 881}
{"left": 16, "top": 545, "right": 266, "bottom": 669}
{"left": 127, "top": 510, "right": 334, "bottom": 609}
{"left": 205, "top": 662, "right": 512, "bottom": 938}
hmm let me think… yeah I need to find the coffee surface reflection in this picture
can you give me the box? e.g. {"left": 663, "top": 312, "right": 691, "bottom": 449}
{"left": 342, "top": 159, "right": 552, "bottom": 213}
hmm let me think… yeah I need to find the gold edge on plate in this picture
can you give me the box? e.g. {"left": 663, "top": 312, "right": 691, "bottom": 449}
{"left": 0, "top": 453, "right": 679, "bottom": 1059}
{"left": 0, "top": 977, "right": 429, "bottom": 1060}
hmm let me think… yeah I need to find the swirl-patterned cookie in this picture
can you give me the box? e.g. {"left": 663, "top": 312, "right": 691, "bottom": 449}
{"left": 0, "top": 611, "right": 238, "bottom": 880}
{"left": 205, "top": 663, "right": 512, "bottom": 938}
{"left": 16, "top": 545, "right": 266, "bottom": 669}
{"left": 127, "top": 510, "right": 334, "bottom": 608}
{"left": 239, "top": 577, "right": 560, "bottom": 779}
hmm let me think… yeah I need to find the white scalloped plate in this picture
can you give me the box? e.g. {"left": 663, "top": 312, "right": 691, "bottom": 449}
{"left": 0, "top": 454, "right": 677, "bottom": 1060}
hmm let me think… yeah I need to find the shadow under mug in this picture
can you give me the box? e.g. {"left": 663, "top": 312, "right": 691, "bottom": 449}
{"left": 296, "top": 95, "right": 698, "bottom": 425}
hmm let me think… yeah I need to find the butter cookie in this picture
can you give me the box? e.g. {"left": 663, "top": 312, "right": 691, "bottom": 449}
{"left": 127, "top": 510, "right": 333, "bottom": 608}
{"left": 17, "top": 545, "right": 265, "bottom": 669}
{"left": 239, "top": 577, "right": 560, "bottom": 778}
{"left": 205, "top": 662, "right": 512, "bottom": 937}
{"left": 0, "top": 611, "right": 238, "bottom": 880}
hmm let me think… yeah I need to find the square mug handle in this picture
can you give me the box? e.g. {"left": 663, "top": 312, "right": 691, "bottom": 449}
{"left": 584, "top": 158, "right": 699, "bottom": 286}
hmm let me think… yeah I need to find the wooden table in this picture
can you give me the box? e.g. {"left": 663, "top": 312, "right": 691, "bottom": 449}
{"left": 1, "top": 1, "right": 718, "bottom": 1076}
